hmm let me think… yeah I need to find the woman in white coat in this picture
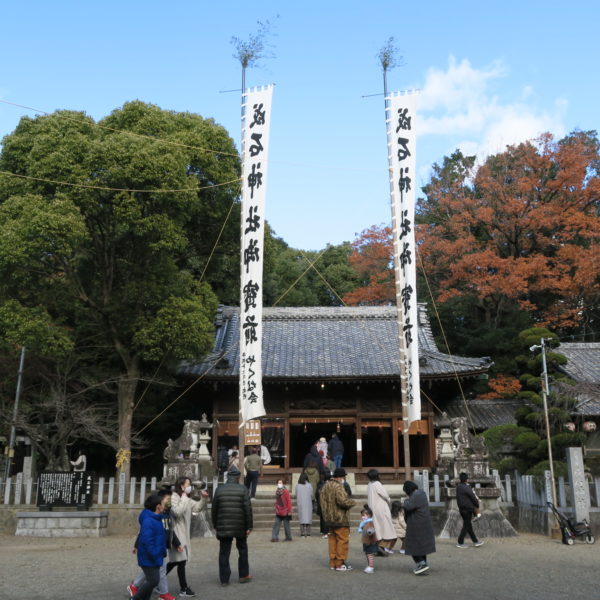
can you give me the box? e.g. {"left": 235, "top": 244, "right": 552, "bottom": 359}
{"left": 366, "top": 469, "right": 397, "bottom": 554}
{"left": 166, "top": 476, "right": 207, "bottom": 597}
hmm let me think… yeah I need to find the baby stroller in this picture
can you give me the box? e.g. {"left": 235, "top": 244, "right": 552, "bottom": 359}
{"left": 547, "top": 502, "right": 595, "bottom": 545}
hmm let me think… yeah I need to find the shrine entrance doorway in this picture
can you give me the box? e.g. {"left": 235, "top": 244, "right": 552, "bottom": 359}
{"left": 289, "top": 420, "right": 356, "bottom": 469}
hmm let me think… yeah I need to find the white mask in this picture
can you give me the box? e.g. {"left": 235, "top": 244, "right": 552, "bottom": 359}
{"left": 277, "top": 483, "right": 284, "bottom": 489}
{"left": 184, "top": 486, "right": 192, "bottom": 495}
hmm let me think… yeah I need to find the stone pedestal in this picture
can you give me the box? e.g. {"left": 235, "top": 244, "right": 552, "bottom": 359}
{"left": 15, "top": 511, "right": 108, "bottom": 537}
{"left": 439, "top": 487, "right": 517, "bottom": 538}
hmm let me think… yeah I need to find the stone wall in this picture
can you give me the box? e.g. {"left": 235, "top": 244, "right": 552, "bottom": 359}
{"left": 0, "top": 505, "right": 140, "bottom": 536}
{"left": 16, "top": 511, "right": 108, "bottom": 537}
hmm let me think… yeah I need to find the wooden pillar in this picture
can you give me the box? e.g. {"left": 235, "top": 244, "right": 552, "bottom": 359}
{"left": 357, "top": 416, "right": 363, "bottom": 469}
{"left": 427, "top": 412, "right": 436, "bottom": 468}
{"left": 392, "top": 416, "right": 400, "bottom": 471}
{"left": 284, "top": 419, "right": 290, "bottom": 471}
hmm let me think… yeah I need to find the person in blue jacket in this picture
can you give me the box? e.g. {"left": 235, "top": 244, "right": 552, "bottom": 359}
{"left": 132, "top": 494, "right": 168, "bottom": 600}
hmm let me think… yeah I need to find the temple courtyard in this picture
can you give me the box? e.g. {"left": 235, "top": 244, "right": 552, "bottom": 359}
{"left": 2, "top": 532, "right": 598, "bottom": 599}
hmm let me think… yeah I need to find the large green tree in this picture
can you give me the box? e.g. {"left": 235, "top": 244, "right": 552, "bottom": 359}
{"left": 0, "top": 101, "right": 241, "bottom": 476}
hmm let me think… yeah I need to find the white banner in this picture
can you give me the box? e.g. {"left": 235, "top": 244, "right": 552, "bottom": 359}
{"left": 387, "top": 91, "right": 420, "bottom": 425}
{"left": 239, "top": 85, "right": 273, "bottom": 424}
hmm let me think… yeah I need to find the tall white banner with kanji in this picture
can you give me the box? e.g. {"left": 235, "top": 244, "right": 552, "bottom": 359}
{"left": 387, "top": 91, "right": 420, "bottom": 425}
{"left": 239, "top": 85, "right": 273, "bottom": 424}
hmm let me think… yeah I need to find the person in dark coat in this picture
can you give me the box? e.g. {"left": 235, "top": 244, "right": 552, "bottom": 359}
{"left": 328, "top": 434, "right": 344, "bottom": 469}
{"left": 303, "top": 445, "right": 326, "bottom": 475}
{"left": 211, "top": 467, "right": 253, "bottom": 586}
{"left": 456, "top": 472, "right": 484, "bottom": 548}
{"left": 402, "top": 480, "right": 436, "bottom": 575}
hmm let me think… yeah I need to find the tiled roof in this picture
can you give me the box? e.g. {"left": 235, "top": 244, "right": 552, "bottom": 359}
{"left": 180, "top": 305, "right": 492, "bottom": 381}
{"left": 436, "top": 399, "right": 521, "bottom": 430}
{"left": 557, "top": 343, "right": 600, "bottom": 416}
{"left": 558, "top": 343, "right": 600, "bottom": 384}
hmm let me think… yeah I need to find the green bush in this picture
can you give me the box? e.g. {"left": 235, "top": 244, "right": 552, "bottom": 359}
{"left": 585, "top": 456, "right": 600, "bottom": 477}
{"left": 517, "top": 390, "right": 542, "bottom": 405}
{"left": 526, "top": 460, "right": 568, "bottom": 479}
{"left": 497, "top": 456, "right": 528, "bottom": 476}
{"left": 513, "top": 431, "right": 542, "bottom": 453}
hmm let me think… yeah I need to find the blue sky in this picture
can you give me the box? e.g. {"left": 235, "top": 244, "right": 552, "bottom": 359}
{"left": 1, "top": 1, "right": 598, "bottom": 249}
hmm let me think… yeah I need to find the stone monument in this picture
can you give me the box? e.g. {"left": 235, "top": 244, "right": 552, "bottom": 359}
{"left": 566, "top": 446, "right": 590, "bottom": 524}
{"left": 438, "top": 417, "right": 517, "bottom": 538}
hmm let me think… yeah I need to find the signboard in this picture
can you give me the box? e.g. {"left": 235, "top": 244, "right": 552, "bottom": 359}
{"left": 244, "top": 419, "right": 262, "bottom": 446}
{"left": 37, "top": 471, "right": 94, "bottom": 509}
{"left": 239, "top": 85, "right": 273, "bottom": 424}
{"left": 386, "top": 91, "right": 421, "bottom": 425}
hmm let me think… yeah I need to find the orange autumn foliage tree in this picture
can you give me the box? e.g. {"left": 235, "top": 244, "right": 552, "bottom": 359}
{"left": 478, "top": 374, "right": 522, "bottom": 399}
{"left": 342, "top": 224, "right": 395, "bottom": 305}
{"left": 418, "top": 132, "right": 600, "bottom": 332}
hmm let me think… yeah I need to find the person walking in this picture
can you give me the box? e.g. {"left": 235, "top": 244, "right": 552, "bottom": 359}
{"left": 167, "top": 477, "right": 208, "bottom": 597}
{"left": 328, "top": 434, "right": 344, "bottom": 469}
{"left": 366, "top": 469, "right": 397, "bottom": 555}
{"left": 211, "top": 467, "right": 253, "bottom": 586}
{"left": 316, "top": 472, "right": 331, "bottom": 539}
{"left": 228, "top": 450, "right": 241, "bottom": 473}
{"left": 128, "top": 488, "right": 181, "bottom": 600}
{"left": 316, "top": 437, "right": 328, "bottom": 462}
{"left": 244, "top": 447, "right": 262, "bottom": 499}
{"left": 131, "top": 494, "right": 168, "bottom": 600}
{"left": 456, "top": 472, "right": 485, "bottom": 549}
{"left": 271, "top": 478, "right": 293, "bottom": 542}
{"left": 295, "top": 472, "right": 314, "bottom": 537}
{"left": 402, "top": 480, "right": 436, "bottom": 575}
{"left": 319, "top": 467, "right": 356, "bottom": 571}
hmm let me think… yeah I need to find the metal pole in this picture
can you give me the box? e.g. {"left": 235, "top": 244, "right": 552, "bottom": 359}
{"left": 4, "top": 346, "right": 26, "bottom": 480}
{"left": 383, "top": 67, "right": 411, "bottom": 481}
{"left": 540, "top": 338, "right": 557, "bottom": 507}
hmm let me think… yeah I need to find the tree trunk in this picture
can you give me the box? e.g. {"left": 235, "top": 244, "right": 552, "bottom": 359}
{"left": 117, "top": 359, "right": 140, "bottom": 479}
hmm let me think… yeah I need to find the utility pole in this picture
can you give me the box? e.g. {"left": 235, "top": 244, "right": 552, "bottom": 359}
{"left": 532, "top": 338, "right": 558, "bottom": 507}
{"left": 4, "top": 346, "right": 26, "bottom": 481}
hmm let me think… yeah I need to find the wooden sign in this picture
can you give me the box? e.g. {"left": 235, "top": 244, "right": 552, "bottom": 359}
{"left": 244, "top": 420, "right": 261, "bottom": 446}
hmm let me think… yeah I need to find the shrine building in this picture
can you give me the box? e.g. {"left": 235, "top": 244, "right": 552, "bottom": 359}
{"left": 180, "top": 304, "right": 492, "bottom": 481}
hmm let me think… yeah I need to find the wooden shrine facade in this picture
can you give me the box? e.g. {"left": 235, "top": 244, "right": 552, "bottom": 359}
{"left": 181, "top": 305, "right": 492, "bottom": 480}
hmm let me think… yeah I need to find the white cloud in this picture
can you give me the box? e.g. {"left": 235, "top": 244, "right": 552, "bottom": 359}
{"left": 417, "top": 57, "right": 567, "bottom": 161}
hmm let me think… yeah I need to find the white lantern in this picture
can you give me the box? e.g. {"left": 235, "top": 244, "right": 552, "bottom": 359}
{"left": 564, "top": 422, "right": 576, "bottom": 432}
{"left": 582, "top": 421, "right": 597, "bottom": 432}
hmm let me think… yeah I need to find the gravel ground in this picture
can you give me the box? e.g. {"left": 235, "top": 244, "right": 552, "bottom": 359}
{"left": 2, "top": 532, "right": 598, "bottom": 600}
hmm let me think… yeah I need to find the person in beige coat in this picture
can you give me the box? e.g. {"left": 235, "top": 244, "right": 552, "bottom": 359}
{"left": 166, "top": 476, "right": 208, "bottom": 597}
{"left": 366, "top": 469, "right": 397, "bottom": 554}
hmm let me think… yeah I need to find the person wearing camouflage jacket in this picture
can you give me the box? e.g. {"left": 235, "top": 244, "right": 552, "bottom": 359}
{"left": 319, "top": 468, "right": 356, "bottom": 570}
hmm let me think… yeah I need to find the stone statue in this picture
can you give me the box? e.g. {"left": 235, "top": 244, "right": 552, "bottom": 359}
{"left": 162, "top": 418, "right": 215, "bottom": 485}
{"left": 70, "top": 450, "right": 87, "bottom": 472}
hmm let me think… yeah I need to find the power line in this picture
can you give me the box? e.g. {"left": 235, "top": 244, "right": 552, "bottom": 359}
{"left": 0, "top": 170, "right": 241, "bottom": 194}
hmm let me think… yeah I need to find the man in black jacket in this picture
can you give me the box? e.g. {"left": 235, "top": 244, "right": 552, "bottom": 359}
{"left": 211, "top": 467, "right": 253, "bottom": 585}
{"left": 456, "top": 472, "right": 484, "bottom": 548}
{"left": 328, "top": 434, "right": 344, "bottom": 470}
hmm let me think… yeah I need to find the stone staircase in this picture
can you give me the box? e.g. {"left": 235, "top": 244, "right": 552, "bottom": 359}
{"left": 246, "top": 492, "right": 370, "bottom": 531}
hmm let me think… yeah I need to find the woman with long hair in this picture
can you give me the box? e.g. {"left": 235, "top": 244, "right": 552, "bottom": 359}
{"left": 166, "top": 476, "right": 207, "bottom": 597}
{"left": 366, "top": 469, "right": 397, "bottom": 555}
